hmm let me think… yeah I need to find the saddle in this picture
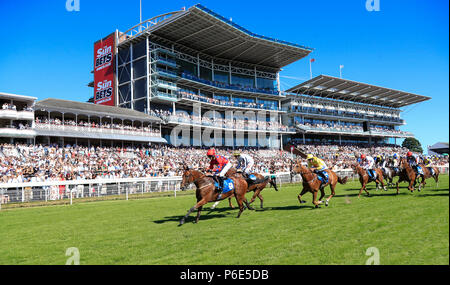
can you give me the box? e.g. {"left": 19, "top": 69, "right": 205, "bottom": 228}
{"left": 213, "top": 176, "right": 235, "bottom": 194}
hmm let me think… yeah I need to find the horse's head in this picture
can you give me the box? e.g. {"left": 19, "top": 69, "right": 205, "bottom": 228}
{"left": 292, "top": 162, "right": 310, "bottom": 176}
{"left": 180, "top": 167, "right": 195, "bottom": 191}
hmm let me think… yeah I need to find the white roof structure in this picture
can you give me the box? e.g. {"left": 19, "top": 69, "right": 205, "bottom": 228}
{"left": 286, "top": 75, "right": 431, "bottom": 108}
{"left": 118, "top": 4, "right": 313, "bottom": 70}
{"left": 0, "top": 92, "right": 37, "bottom": 102}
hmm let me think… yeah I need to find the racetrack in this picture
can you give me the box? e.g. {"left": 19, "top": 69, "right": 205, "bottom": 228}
{"left": 0, "top": 175, "right": 448, "bottom": 265}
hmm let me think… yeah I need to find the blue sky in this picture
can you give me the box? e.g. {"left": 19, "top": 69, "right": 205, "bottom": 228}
{"left": 0, "top": 0, "right": 448, "bottom": 151}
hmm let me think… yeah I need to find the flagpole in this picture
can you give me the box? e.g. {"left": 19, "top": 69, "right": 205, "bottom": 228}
{"left": 309, "top": 59, "right": 312, "bottom": 79}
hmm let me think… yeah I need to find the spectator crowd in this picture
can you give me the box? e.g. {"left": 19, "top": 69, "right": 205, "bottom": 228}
{"left": 0, "top": 142, "right": 447, "bottom": 185}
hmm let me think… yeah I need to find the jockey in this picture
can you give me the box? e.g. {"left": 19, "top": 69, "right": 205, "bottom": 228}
{"left": 360, "top": 154, "right": 376, "bottom": 179}
{"left": 375, "top": 155, "right": 385, "bottom": 168}
{"left": 423, "top": 156, "right": 435, "bottom": 176}
{"left": 391, "top": 153, "right": 400, "bottom": 171}
{"left": 207, "top": 149, "right": 232, "bottom": 192}
{"left": 424, "top": 156, "right": 432, "bottom": 167}
{"left": 233, "top": 151, "right": 255, "bottom": 179}
{"left": 406, "top": 151, "right": 423, "bottom": 176}
{"left": 306, "top": 154, "right": 328, "bottom": 189}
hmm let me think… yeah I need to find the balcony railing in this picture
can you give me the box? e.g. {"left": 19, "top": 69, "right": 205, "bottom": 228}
{"left": 0, "top": 109, "right": 34, "bottom": 120}
{"left": 289, "top": 109, "right": 405, "bottom": 124}
{"left": 180, "top": 72, "right": 280, "bottom": 96}
{"left": 166, "top": 116, "right": 294, "bottom": 133}
{"left": 35, "top": 123, "right": 161, "bottom": 138}
{"left": 296, "top": 124, "right": 413, "bottom": 137}
{"left": 177, "top": 92, "right": 280, "bottom": 112}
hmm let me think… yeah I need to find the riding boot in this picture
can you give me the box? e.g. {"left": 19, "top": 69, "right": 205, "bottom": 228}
{"left": 217, "top": 176, "right": 224, "bottom": 193}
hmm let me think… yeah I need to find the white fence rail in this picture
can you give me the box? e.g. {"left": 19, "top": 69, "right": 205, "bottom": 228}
{"left": 0, "top": 172, "right": 291, "bottom": 208}
{"left": 0, "top": 167, "right": 447, "bottom": 209}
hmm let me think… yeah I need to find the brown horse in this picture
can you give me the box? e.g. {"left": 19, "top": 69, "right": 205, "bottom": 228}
{"left": 417, "top": 164, "right": 440, "bottom": 191}
{"left": 396, "top": 158, "right": 418, "bottom": 193}
{"left": 292, "top": 161, "right": 348, "bottom": 208}
{"left": 351, "top": 164, "right": 386, "bottom": 198}
{"left": 223, "top": 169, "right": 278, "bottom": 209}
{"left": 178, "top": 167, "right": 251, "bottom": 225}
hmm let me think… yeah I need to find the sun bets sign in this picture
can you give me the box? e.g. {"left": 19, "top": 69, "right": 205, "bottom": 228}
{"left": 93, "top": 32, "right": 116, "bottom": 106}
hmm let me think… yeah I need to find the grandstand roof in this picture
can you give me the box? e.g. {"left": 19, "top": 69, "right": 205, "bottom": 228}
{"left": 0, "top": 92, "right": 37, "bottom": 102}
{"left": 35, "top": 99, "right": 161, "bottom": 122}
{"left": 119, "top": 4, "right": 313, "bottom": 70}
{"left": 286, "top": 75, "right": 431, "bottom": 108}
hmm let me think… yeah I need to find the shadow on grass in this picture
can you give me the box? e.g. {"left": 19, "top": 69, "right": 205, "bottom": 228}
{"left": 153, "top": 213, "right": 229, "bottom": 224}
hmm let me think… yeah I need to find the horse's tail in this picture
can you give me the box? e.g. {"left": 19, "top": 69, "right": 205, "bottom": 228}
{"left": 337, "top": 175, "right": 348, "bottom": 185}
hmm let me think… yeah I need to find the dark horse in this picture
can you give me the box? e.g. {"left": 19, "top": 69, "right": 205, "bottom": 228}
{"left": 291, "top": 161, "right": 348, "bottom": 208}
{"left": 396, "top": 158, "right": 418, "bottom": 193}
{"left": 178, "top": 167, "right": 251, "bottom": 225}
{"left": 351, "top": 164, "right": 386, "bottom": 198}
{"left": 222, "top": 169, "right": 279, "bottom": 209}
{"left": 382, "top": 158, "right": 401, "bottom": 187}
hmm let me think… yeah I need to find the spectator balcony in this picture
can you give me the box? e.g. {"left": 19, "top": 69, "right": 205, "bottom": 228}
{"left": 295, "top": 124, "right": 414, "bottom": 138}
{"left": 0, "top": 108, "right": 34, "bottom": 121}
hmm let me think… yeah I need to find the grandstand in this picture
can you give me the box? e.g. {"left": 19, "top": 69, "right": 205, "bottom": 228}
{"left": 1, "top": 4, "right": 431, "bottom": 149}
{"left": 86, "top": 4, "right": 429, "bottom": 148}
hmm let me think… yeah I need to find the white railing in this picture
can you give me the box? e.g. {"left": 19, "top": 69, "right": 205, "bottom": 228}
{"left": 35, "top": 123, "right": 161, "bottom": 137}
{"left": 1, "top": 168, "right": 447, "bottom": 209}
{"left": 0, "top": 172, "right": 291, "bottom": 208}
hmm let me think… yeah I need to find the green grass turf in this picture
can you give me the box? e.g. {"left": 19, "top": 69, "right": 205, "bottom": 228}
{"left": 0, "top": 175, "right": 448, "bottom": 265}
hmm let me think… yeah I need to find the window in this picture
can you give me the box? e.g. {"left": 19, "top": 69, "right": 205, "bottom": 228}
{"left": 133, "top": 58, "right": 147, "bottom": 79}
{"left": 133, "top": 78, "right": 147, "bottom": 100}
{"left": 132, "top": 40, "right": 146, "bottom": 59}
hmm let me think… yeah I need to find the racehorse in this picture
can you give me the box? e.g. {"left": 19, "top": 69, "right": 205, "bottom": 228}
{"left": 351, "top": 164, "right": 387, "bottom": 198}
{"left": 291, "top": 161, "right": 348, "bottom": 208}
{"left": 382, "top": 158, "right": 401, "bottom": 187}
{"left": 178, "top": 166, "right": 251, "bottom": 225}
{"left": 224, "top": 169, "right": 278, "bottom": 209}
{"left": 417, "top": 163, "right": 440, "bottom": 191}
{"left": 396, "top": 158, "right": 418, "bottom": 193}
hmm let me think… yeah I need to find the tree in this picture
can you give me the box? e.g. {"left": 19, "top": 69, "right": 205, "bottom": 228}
{"left": 402, "top": 137, "right": 423, "bottom": 153}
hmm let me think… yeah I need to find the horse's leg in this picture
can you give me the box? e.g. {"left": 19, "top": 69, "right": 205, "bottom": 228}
{"left": 195, "top": 206, "right": 203, "bottom": 224}
{"left": 249, "top": 189, "right": 259, "bottom": 205}
{"left": 326, "top": 183, "right": 336, "bottom": 206}
{"left": 235, "top": 195, "right": 245, "bottom": 218}
{"left": 210, "top": 201, "right": 220, "bottom": 209}
{"left": 378, "top": 178, "right": 386, "bottom": 191}
{"left": 409, "top": 178, "right": 415, "bottom": 192}
{"left": 358, "top": 181, "right": 366, "bottom": 198}
{"left": 298, "top": 188, "right": 308, "bottom": 204}
{"left": 318, "top": 187, "right": 325, "bottom": 205}
{"left": 312, "top": 190, "right": 320, "bottom": 208}
{"left": 257, "top": 193, "right": 264, "bottom": 209}
{"left": 244, "top": 197, "right": 255, "bottom": 211}
{"left": 229, "top": 197, "right": 235, "bottom": 208}
{"left": 179, "top": 198, "right": 208, "bottom": 226}
{"left": 364, "top": 184, "right": 370, "bottom": 196}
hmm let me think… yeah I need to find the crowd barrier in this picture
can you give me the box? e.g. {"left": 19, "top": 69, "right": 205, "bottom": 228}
{"left": 0, "top": 167, "right": 447, "bottom": 209}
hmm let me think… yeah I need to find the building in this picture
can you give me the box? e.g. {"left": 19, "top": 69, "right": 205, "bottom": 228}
{"left": 89, "top": 4, "right": 430, "bottom": 148}
{"left": 1, "top": 4, "right": 431, "bottom": 148}
{"left": 428, "top": 142, "right": 449, "bottom": 156}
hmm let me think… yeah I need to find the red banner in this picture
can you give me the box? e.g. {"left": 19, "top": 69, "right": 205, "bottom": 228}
{"left": 94, "top": 32, "right": 116, "bottom": 106}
